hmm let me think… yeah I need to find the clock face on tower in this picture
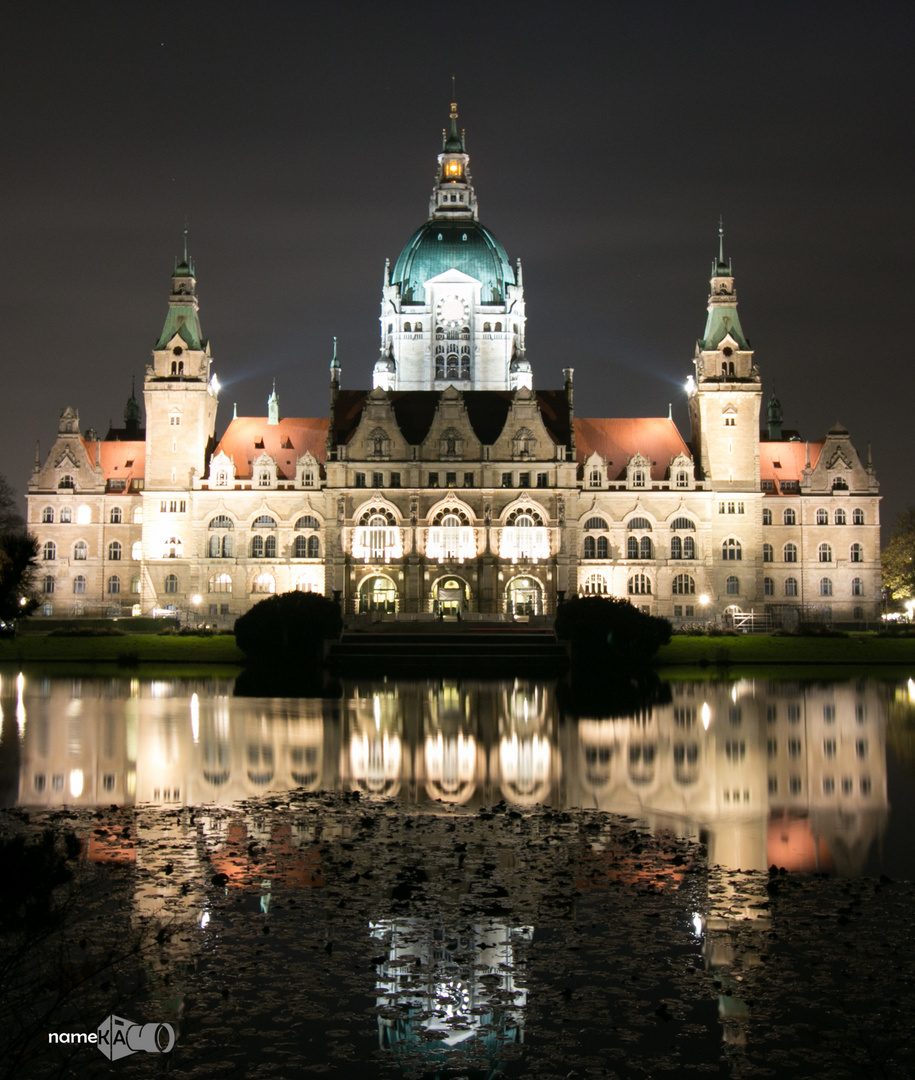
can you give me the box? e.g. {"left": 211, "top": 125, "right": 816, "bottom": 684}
{"left": 436, "top": 295, "right": 469, "bottom": 327}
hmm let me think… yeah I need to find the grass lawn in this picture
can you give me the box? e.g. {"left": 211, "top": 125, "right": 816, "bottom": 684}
{"left": 657, "top": 634, "right": 915, "bottom": 667}
{"left": 0, "top": 634, "right": 245, "bottom": 665}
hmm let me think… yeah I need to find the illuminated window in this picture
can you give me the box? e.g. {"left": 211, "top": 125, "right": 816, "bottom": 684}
{"left": 579, "top": 572, "right": 609, "bottom": 595}
{"left": 253, "top": 573, "right": 276, "bottom": 594}
{"left": 427, "top": 508, "right": 475, "bottom": 562}
{"left": 163, "top": 536, "right": 183, "bottom": 558}
{"left": 500, "top": 507, "right": 549, "bottom": 562}
{"left": 209, "top": 574, "right": 232, "bottom": 593}
{"left": 74, "top": 540, "right": 88, "bottom": 561}
{"left": 353, "top": 508, "right": 401, "bottom": 562}
{"left": 672, "top": 574, "right": 695, "bottom": 595}
{"left": 60, "top": 507, "right": 72, "bottom": 523}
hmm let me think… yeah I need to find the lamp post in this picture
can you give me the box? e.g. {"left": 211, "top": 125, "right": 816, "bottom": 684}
{"left": 699, "top": 593, "right": 710, "bottom": 628}
{"left": 189, "top": 594, "right": 201, "bottom": 628}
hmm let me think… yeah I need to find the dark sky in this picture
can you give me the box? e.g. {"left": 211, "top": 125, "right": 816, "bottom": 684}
{"left": 4, "top": 2, "right": 913, "bottom": 535}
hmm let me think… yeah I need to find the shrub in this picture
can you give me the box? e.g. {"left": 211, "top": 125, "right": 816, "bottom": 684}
{"left": 234, "top": 590, "right": 342, "bottom": 666}
{"left": 555, "top": 596, "right": 671, "bottom": 669}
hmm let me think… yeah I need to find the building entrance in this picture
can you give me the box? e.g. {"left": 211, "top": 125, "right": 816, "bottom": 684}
{"left": 433, "top": 578, "right": 468, "bottom": 618}
{"left": 359, "top": 575, "right": 398, "bottom": 614}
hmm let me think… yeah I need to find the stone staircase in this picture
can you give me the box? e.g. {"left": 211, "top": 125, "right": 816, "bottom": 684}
{"left": 326, "top": 625, "right": 569, "bottom": 677}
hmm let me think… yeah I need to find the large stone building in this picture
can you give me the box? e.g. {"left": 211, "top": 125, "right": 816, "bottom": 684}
{"left": 27, "top": 105, "right": 881, "bottom": 626}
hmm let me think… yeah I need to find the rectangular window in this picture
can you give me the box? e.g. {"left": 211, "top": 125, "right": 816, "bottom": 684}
{"left": 463, "top": 472, "right": 474, "bottom": 487}
{"left": 209, "top": 604, "right": 218, "bottom": 616}
{"left": 684, "top": 605, "right": 694, "bottom": 616}
{"left": 823, "top": 704, "right": 835, "bottom": 723}
{"left": 390, "top": 472, "right": 401, "bottom": 488}
{"left": 673, "top": 605, "right": 682, "bottom": 617}
{"left": 373, "top": 472, "right": 384, "bottom": 488}
{"left": 823, "top": 739, "right": 836, "bottom": 758}
{"left": 429, "top": 473, "right": 439, "bottom": 488}
{"left": 536, "top": 472, "right": 549, "bottom": 488}
{"left": 220, "top": 604, "right": 229, "bottom": 615}
{"left": 767, "top": 739, "right": 777, "bottom": 757}
{"left": 446, "top": 472, "right": 457, "bottom": 487}
{"left": 768, "top": 777, "right": 778, "bottom": 794}
{"left": 519, "top": 472, "right": 530, "bottom": 488}
{"left": 355, "top": 473, "right": 366, "bottom": 488}
{"left": 502, "top": 472, "right": 512, "bottom": 488}
{"left": 788, "top": 738, "right": 802, "bottom": 757}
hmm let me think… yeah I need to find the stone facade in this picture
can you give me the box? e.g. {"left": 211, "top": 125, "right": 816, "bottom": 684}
{"left": 26, "top": 111, "right": 881, "bottom": 626}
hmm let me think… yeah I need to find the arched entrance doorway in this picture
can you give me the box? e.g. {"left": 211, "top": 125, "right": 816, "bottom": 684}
{"left": 433, "top": 577, "right": 468, "bottom": 619}
{"left": 506, "top": 576, "right": 542, "bottom": 616}
{"left": 359, "top": 575, "right": 398, "bottom": 614}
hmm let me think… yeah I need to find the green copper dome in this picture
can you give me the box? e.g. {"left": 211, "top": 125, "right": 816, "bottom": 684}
{"left": 391, "top": 220, "right": 515, "bottom": 305}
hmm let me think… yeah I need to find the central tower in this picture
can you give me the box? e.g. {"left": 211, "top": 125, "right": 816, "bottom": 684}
{"left": 374, "top": 103, "right": 529, "bottom": 393}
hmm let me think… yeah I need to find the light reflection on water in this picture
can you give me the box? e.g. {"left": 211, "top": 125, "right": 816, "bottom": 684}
{"left": 2, "top": 667, "right": 915, "bottom": 1078}
{"left": 2, "top": 667, "right": 913, "bottom": 878}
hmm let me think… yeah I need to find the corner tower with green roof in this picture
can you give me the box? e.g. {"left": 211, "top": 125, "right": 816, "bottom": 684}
{"left": 143, "top": 233, "right": 219, "bottom": 491}
{"left": 687, "top": 223, "right": 762, "bottom": 491}
{"left": 373, "top": 102, "right": 529, "bottom": 393}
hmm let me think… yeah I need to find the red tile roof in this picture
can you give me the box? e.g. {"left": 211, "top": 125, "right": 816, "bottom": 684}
{"left": 574, "top": 417, "right": 692, "bottom": 481}
{"left": 759, "top": 440, "right": 824, "bottom": 493}
{"left": 212, "top": 417, "right": 329, "bottom": 479}
{"left": 80, "top": 438, "right": 146, "bottom": 483}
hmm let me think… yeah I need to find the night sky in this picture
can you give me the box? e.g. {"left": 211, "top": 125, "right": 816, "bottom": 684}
{"left": 4, "top": 3, "right": 913, "bottom": 535}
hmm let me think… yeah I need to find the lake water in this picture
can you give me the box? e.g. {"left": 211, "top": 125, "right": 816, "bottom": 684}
{"left": 2, "top": 667, "right": 914, "bottom": 1078}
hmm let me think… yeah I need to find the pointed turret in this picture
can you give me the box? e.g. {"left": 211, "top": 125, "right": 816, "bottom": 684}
{"left": 330, "top": 336, "right": 341, "bottom": 387}
{"left": 267, "top": 381, "right": 279, "bottom": 425}
{"left": 124, "top": 377, "right": 142, "bottom": 437}
{"left": 698, "top": 219, "right": 749, "bottom": 353}
{"left": 767, "top": 392, "right": 783, "bottom": 440}
{"left": 430, "top": 100, "right": 477, "bottom": 221}
{"left": 155, "top": 226, "right": 206, "bottom": 352}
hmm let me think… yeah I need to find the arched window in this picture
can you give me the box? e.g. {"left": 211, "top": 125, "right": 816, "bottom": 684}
{"left": 818, "top": 542, "right": 832, "bottom": 562}
{"left": 639, "top": 536, "right": 652, "bottom": 559}
{"left": 58, "top": 475, "right": 75, "bottom": 490}
{"left": 722, "top": 538, "right": 742, "bottom": 561}
{"left": 494, "top": 322, "right": 502, "bottom": 332}
{"left": 209, "top": 515, "right": 234, "bottom": 530}
{"left": 628, "top": 573, "right": 651, "bottom": 595}
{"left": 834, "top": 509, "right": 847, "bottom": 525}
{"left": 850, "top": 543, "right": 863, "bottom": 563}
{"left": 133, "top": 506, "right": 143, "bottom": 524}
{"left": 726, "top": 576, "right": 740, "bottom": 595}
{"left": 60, "top": 507, "right": 72, "bottom": 523}
{"left": 74, "top": 540, "right": 88, "bottom": 561}
{"left": 671, "top": 574, "right": 695, "bottom": 595}
{"left": 853, "top": 508, "right": 865, "bottom": 525}
{"left": 588, "top": 469, "right": 602, "bottom": 488}
{"left": 675, "top": 470, "right": 689, "bottom": 488}
{"left": 253, "top": 573, "right": 275, "bottom": 594}
{"left": 816, "top": 509, "right": 828, "bottom": 525}
{"left": 784, "top": 508, "right": 796, "bottom": 525}
{"left": 583, "top": 517, "right": 607, "bottom": 531}
{"left": 483, "top": 321, "right": 491, "bottom": 332}
{"left": 627, "top": 536, "right": 638, "bottom": 559}
{"left": 820, "top": 577, "right": 833, "bottom": 596}
{"left": 354, "top": 507, "right": 401, "bottom": 561}
{"left": 108, "top": 541, "right": 122, "bottom": 561}
{"left": 403, "top": 322, "right": 411, "bottom": 333}
{"left": 763, "top": 543, "right": 773, "bottom": 563}
{"left": 110, "top": 507, "right": 122, "bottom": 524}
{"left": 209, "top": 574, "right": 232, "bottom": 593}
{"left": 631, "top": 469, "right": 646, "bottom": 488}
{"left": 671, "top": 536, "right": 682, "bottom": 559}
{"left": 832, "top": 476, "right": 848, "bottom": 490}
{"left": 307, "top": 535, "right": 320, "bottom": 558}
{"left": 764, "top": 577, "right": 774, "bottom": 596}
{"left": 42, "top": 575, "right": 55, "bottom": 594}
{"left": 295, "top": 515, "right": 320, "bottom": 530}
{"left": 580, "top": 573, "right": 609, "bottom": 595}
{"left": 678, "top": 536, "right": 692, "bottom": 560}
{"left": 251, "top": 536, "right": 264, "bottom": 558}
{"left": 130, "top": 576, "right": 140, "bottom": 594}
{"left": 164, "top": 536, "right": 182, "bottom": 559}
{"left": 852, "top": 577, "right": 864, "bottom": 596}
{"left": 628, "top": 517, "right": 652, "bottom": 531}
{"left": 596, "top": 536, "right": 608, "bottom": 558}
{"left": 265, "top": 535, "right": 277, "bottom": 558}
{"left": 42, "top": 541, "right": 56, "bottom": 561}
{"left": 164, "top": 574, "right": 178, "bottom": 594}
{"left": 762, "top": 508, "right": 772, "bottom": 525}
{"left": 785, "top": 577, "right": 798, "bottom": 597}
{"left": 107, "top": 575, "right": 121, "bottom": 595}
{"left": 294, "top": 535, "right": 308, "bottom": 558}
{"left": 252, "top": 515, "right": 277, "bottom": 529}
{"left": 584, "top": 536, "right": 596, "bottom": 559}
{"left": 500, "top": 506, "right": 549, "bottom": 562}
{"left": 784, "top": 543, "right": 797, "bottom": 563}
{"left": 671, "top": 517, "right": 695, "bottom": 532}
{"left": 73, "top": 576, "right": 86, "bottom": 595}
{"left": 42, "top": 507, "right": 54, "bottom": 523}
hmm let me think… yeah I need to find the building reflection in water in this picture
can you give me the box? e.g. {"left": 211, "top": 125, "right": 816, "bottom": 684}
{"left": 370, "top": 918, "right": 530, "bottom": 1071}
{"left": 6, "top": 669, "right": 891, "bottom": 877}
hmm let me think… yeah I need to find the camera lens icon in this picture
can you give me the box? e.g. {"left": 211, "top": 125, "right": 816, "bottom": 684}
{"left": 96, "top": 1015, "right": 176, "bottom": 1061}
